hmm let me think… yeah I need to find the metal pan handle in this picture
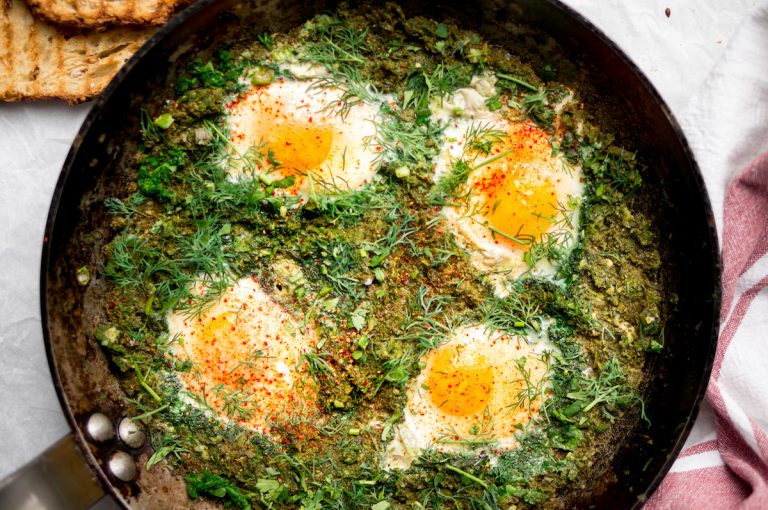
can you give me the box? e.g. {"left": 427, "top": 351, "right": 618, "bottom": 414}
{"left": 0, "top": 434, "right": 106, "bottom": 510}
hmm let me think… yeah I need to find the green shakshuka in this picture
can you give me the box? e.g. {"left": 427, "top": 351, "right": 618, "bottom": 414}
{"left": 99, "top": 4, "right": 665, "bottom": 508}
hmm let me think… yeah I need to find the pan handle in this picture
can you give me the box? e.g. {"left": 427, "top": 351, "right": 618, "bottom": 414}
{"left": 0, "top": 434, "right": 107, "bottom": 510}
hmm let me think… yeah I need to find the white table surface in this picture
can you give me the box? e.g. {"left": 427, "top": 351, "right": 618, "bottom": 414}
{"left": 0, "top": 0, "right": 760, "bottom": 504}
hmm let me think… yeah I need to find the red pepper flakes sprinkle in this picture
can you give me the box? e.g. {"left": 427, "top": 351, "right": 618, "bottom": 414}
{"left": 168, "top": 277, "right": 319, "bottom": 437}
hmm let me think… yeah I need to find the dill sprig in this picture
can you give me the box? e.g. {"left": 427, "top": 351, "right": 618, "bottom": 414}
{"left": 308, "top": 71, "right": 380, "bottom": 119}
{"left": 397, "top": 286, "right": 454, "bottom": 351}
{"left": 374, "top": 64, "right": 472, "bottom": 171}
{"left": 298, "top": 17, "right": 377, "bottom": 119}
{"left": 301, "top": 351, "right": 336, "bottom": 379}
{"left": 403, "top": 63, "right": 472, "bottom": 125}
{"left": 104, "top": 193, "right": 147, "bottom": 220}
{"left": 561, "top": 356, "right": 648, "bottom": 424}
{"left": 490, "top": 428, "right": 570, "bottom": 505}
{"left": 307, "top": 183, "right": 395, "bottom": 225}
{"left": 212, "top": 384, "right": 255, "bottom": 420}
{"left": 436, "top": 406, "right": 496, "bottom": 447}
{"left": 522, "top": 196, "right": 581, "bottom": 277}
{"left": 362, "top": 208, "right": 418, "bottom": 268}
{"left": 373, "top": 106, "right": 443, "bottom": 171}
{"left": 314, "top": 238, "right": 365, "bottom": 306}
{"left": 302, "top": 19, "right": 369, "bottom": 73}
{"left": 431, "top": 123, "right": 508, "bottom": 204}
{"left": 465, "top": 123, "right": 506, "bottom": 155}
{"left": 576, "top": 140, "right": 643, "bottom": 198}
{"left": 106, "top": 215, "right": 237, "bottom": 317}
{"left": 481, "top": 284, "right": 542, "bottom": 334}
{"left": 510, "top": 356, "right": 550, "bottom": 415}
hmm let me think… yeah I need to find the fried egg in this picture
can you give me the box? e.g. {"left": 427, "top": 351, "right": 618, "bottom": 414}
{"left": 433, "top": 78, "right": 583, "bottom": 293}
{"left": 167, "top": 276, "right": 319, "bottom": 435}
{"left": 385, "top": 324, "right": 554, "bottom": 469}
{"left": 226, "top": 76, "right": 382, "bottom": 198}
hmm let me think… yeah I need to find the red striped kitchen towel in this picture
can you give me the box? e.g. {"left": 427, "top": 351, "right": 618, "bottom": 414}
{"left": 647, "top": 5, "right": 768, "bottom": 509}
{"left": 648, "top": 152, "right": 768, "bottom": 509}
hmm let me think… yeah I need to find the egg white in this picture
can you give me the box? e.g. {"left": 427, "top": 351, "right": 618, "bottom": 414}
{"left": 226, "top": 75, "right": 383, "bottom": 198}
{"left": 167, "top": 275, "right": 319, "bottom": 434}
{"left": 384, "top": 324, "right": 555, "bottom": 469}
{"left": 432, "top": 77, "right": 583, "bottom": 295}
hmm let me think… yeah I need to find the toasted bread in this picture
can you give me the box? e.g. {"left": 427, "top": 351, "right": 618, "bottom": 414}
{"left": 24, "top": 0, "right": 187, "bottom": 28}
{"left": 0, "top": 0, "right": 154, "bottom": 103}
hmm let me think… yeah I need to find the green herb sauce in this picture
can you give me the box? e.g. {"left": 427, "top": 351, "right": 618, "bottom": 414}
{"left": 97, "top": 4, "right": 665, "bottom": 508}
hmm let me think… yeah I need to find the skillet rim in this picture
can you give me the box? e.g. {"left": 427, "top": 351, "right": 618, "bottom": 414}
{"left": 39, "top": 1, "right": 220, "bottom": 506}
{"left": 39, "top": 0, "right": 721, "bottom": 507}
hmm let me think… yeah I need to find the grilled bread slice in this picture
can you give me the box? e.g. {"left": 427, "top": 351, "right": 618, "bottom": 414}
{"left": 0, "top": 0, "right": 154, "bottom": 103}
{"left": 24, "top": 0, "right": 187, "bottom": 28}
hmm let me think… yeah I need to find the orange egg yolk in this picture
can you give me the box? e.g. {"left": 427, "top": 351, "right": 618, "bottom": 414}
{"left": 187, "top": 311, "right": 300, "bottom": 418}
{"left": 194, "top": 313, "right": 258, "bottom": 388}
{"left": 474, "top": 169, "right": 557, "bottom": 249}
{"left": 425, "top": 346, "right": 494, "bottom": 416}
{"left": 262, "top": 121, "right": 334, "bottom": 174}
{"left": 465, "top": 123, "right": 559, "bottom": 251}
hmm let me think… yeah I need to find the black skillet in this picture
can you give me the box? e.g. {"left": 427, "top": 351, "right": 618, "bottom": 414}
{"left": 6, "top": 0, "right": 723, "bottom": 508}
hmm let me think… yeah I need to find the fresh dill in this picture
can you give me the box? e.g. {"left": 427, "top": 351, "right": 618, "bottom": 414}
{"left": 522, "top": 196, "right": 581, "bottom": 277}
{"left": 562, "top": 356, "right": 649, "bottom": 424}
{"left": 481, "top": 285, "right": 543, "bottom": 334}
{"left": 576, "top": 139, "right": 643, "bottom": 197}
{"left": 308, "top": 71, "right": 380, "bottom": 119}
{"left": 373, "top": 106, "right": 443, "bottom": 171}
{"left": 314, "top": 238, "right": 364, "bottom": 304}
{"left": 212, "top": 384, "right": 255, "bottom": 420}
{"left": 362, "top": 208, "right": 418, "bottom": 268}
{"left": 436, "top": 406, "right": 496, "bottom": 447}
{"left": 301, "top": 351, "right": 336, "bottom": 380}
{"left": 307, "top": 184, "right": 395, "bottom": 225}
{"left": 403, "top": 63, "right": 472, "bottom": 125}
{"left": 397, "top": 286, "right": 454, "bottom": 351}
{"left": 104, "top": 193, "right": 147, "bottom": 219}
{"left": 510, "top": 356, "right": 549, "bottom": 415}
{"left": 430, "top": 123, "right": 508, "bottom": 204}
{"left": 302, "top": 19, "right": 369, "bottom": 73}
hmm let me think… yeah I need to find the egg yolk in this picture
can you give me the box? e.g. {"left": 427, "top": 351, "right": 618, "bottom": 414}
{"left": 168, "top": 277, "right": 320, "bottom": 433}
{"left": 227, "top": 78, "right": 381, "bottom": 197}
{"left": 193, "top": 313, "right": 267, "bottom": 389}
{"left": 262, "top": 121, "right": 334, "bottom": 175}
{"left": 425, "top": 345, "right": 494, "bottom": 416}
{"left": 475, "top": 169, "right": 557, "bottom": 250}
{"left": 465, "top": 123, "right": 559, "bottom": 251}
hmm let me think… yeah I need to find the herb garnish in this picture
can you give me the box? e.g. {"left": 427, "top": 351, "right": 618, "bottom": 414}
{"left": 95, "top": 5, "right": 665, "bottom": 509}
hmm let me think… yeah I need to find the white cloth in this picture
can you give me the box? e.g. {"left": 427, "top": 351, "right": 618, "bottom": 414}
{"left": 647, "top": 4, "right": 768, "bottom": 508}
